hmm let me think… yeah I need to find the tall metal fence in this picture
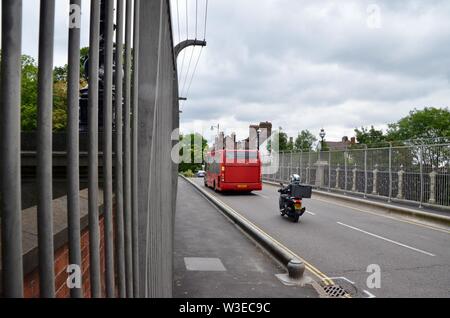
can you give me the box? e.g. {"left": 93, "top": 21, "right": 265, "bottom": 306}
{"left": 263, "top": 143, "right": 450, "bottom": 209}
{"left": 0, "top": 0, "right": 178, "bottom": 298}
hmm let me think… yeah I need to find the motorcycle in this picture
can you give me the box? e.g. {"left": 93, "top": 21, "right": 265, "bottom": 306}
{"left": 278, "top": 182, "right": 311, "bottom": 223}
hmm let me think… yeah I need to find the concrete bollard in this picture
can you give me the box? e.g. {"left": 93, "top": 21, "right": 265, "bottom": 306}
{"left": 397, "top": 165, "right": 405, "bottom": 199}
{"left": 429, "top": 168, "right": 437, "bottom": 205}
{"left": 335, "top": 164, "right": 340, "bottom": 189}
{"left": 352, "top": 164, "right": 357, "bottom": 192}
{"left": 372, "top": 164, "right": 379, "bottom": 195}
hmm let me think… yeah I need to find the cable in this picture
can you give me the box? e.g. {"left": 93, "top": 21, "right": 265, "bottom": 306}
{"left": 176, "top": 0, "right": 181, "bottom": 43}
{"left": 181, "top": 44, "right": 195, "bottom": 96}
{"left": 195, "top": 0, "right": 198, "bottom": 39}
{"left": 203, "top": 0, "right": 208, "bottom": 40}
{"left": 184, "top": 46, "right": 203, "bottom": 101}
{"left": 179, "top": 0, "right": 189, "bottom": 89}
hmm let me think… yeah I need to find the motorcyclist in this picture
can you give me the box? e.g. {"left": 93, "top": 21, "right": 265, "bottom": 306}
{"left": 279, "top": 174, "right": 301, "bottom": 211}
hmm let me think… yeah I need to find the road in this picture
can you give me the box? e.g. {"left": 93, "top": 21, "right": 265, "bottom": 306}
{"left": 189, "top": 178, "right": 450, "bottom": 298}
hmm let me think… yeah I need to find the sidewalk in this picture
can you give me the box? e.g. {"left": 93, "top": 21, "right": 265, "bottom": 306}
{"left": 174, "top": 177, "right": 319, "bottom": 298}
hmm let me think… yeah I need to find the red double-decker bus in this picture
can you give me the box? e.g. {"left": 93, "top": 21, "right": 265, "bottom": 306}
{"left": 204, "top": 149, "right": 262, "bottom": 192}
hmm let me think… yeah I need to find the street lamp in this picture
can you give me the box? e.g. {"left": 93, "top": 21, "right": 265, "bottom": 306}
{"left": 211, "top": 124, "right": 220, "bottom": 135}
{"left": 319, "top": 128, "right": 326, "bottom": 151}
{"left": 256, "top": 128, "right": 262, "bottom": 151}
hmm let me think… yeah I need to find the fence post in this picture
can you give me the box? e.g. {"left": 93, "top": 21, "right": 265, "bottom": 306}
{"left": 352, "top": 163, "right": 357, "bottom": 192}
{"left": 419, "top": 145, "right": 424, "bottom": 208}
{"left": 344, "top": 149, "right": 348, "bottom": 193}
{"left": 37, "top": 0, "right": 56, "bottom": 298}
{"left": 397, "top": 164, "right": 405, "bottom": 200}
{"left": 364, "top": 145, "right": 368, "bottom": 198}
{"left": 67, "top": 0, "right": 84, "bottom": 299}
{"left": 308, "top": 151, "right": 312, "bottom": 185}
{"left": 299, "top": 150, "right": 303, "bottom": 182}
{"left": 429, "top": 168, "right": 437, "bottom": 205}
{"left": 372, "top": 164, "right": 379, "bottom": 195}
{"left": 335, "top": 164, "right": 340, "bottom": 189}
{"left": 388, "top": 142, "right": 392, "bottom": 203}
{"left": 290, "top": 151, "right": 293, "bottom": 178}
{"left": 0, "top": 0, "right": 24, "bottom": 298}
{"left": 328, "top": 151, "right": 331, "bottom": 192}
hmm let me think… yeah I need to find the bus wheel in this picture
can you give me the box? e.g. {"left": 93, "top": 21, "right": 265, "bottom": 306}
{"left": 214, "top": 181, "right": 218, "bottom": 192}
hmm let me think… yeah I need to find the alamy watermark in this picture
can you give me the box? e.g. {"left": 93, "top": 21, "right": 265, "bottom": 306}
{"left": 366, "top": 264, "right": 381, "bottom": 289}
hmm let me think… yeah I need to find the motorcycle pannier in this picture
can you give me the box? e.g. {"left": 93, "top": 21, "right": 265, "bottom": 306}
{"left": 291, "top": 184, "right": 312, "bottom": 199}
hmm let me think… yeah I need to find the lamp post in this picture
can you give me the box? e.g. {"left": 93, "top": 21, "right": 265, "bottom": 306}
{"left": 319, "top": 128, "right": 326, "bottom": 151}
{"left": 211, "top": 124, "right": 220, "bottom": 136}
{"left": 256, "top": 128, "right": 261, "bottom": 151}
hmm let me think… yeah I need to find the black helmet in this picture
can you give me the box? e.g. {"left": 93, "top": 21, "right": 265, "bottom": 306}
{"left": 290, "top": 174, "right": 301, "bottom": 183}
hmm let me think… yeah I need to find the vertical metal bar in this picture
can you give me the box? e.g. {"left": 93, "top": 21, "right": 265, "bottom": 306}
{"left": 37, "top": 0, "right": 56, "bottom": 298}
{"left": 124, "top": 0, "right": 134, "bottom": 298}
{"left": 388, "top": 142, "right": 392, "bottom": 202}
{"left": 289, "top": 151, "right": 293, "bottom": 178}
{"left": 103, "top": 0, "right": 116, "bottom": 298}
{"left": 132, "top": 0, "right": 141, "bottom": 298}
{"left": 308, "top": 151, "right": 311, "bottom": 184}
{"left": 88, "top": 0, "right": 102, "bottom": 299}
{"left": 344, "top": 149, "right": 348, "bottom": 193}
{"left": 328, "top": 151, "right": 331, "bottom": 191}
{"left": 364, "top": 145, "right": 368, "bottom": 198}
{"left": 67, "top": 0, "right": 83, "bottom": 298}
{"left": 419, "top": 145, "right": 424, "bottom": 208}
{"left": 0, "top": 0, "right": 24, "bottom": 298}
{"left": 114, "top": 0, "right": 126, "bottom": 299}
{"left": 299, "top": 150, "right": 303, "bottom": 182}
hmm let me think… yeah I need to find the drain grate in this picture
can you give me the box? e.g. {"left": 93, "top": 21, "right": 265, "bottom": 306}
{"left": 322, "top": 284, "right": 349, "bottom": 298}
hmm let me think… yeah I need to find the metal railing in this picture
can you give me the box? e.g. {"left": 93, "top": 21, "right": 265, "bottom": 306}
{"left": 262, "top": 143, "right": 450, "bottom": 210}
{"left": 1, "top": 0, "right": 178, "bottom": 298}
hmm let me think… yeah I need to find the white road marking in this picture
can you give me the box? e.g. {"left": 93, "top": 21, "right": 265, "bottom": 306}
{"left": 363, "top": 290, "right": 377, "bottom": 298}
{"left": 306, "top": 211, "right": 316, "bottom": 216}
{"left": 337, "top": 222, "right": 436, "bottom": 257}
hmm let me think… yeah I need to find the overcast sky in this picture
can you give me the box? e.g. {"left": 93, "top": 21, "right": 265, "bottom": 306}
{"left": 18, "top": 0, "right": 450, "bottom": 144}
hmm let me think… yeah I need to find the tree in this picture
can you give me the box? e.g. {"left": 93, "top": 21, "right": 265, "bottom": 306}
{"left": 387, "top": 107, "right": 450, "bottom": 143}
{"left": 267, "top": 131, "right": 290, "bottom": 152}
{"left": 354, "top": 126, "right": 387, "bottom": 147}
{"left": 178, "top": 133, "right": 208, "bottom": 173}
{"left": 294, "top": 130, "right": 317, "bottom": 151}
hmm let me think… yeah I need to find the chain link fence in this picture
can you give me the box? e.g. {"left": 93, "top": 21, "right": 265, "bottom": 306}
{"left": 262, "top": 143, "right": 450, "bottom": 209}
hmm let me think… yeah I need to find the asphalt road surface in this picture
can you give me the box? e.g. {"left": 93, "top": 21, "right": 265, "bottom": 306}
{"left": 189, "top": 178, "right": 450, "bottom": 298}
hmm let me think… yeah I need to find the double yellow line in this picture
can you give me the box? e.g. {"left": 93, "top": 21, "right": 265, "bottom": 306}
{"left": 211, "top": 193, "right": 334, "bottom": 286}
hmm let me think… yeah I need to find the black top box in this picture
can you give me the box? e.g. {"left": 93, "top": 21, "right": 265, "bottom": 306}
{"left": 291, "top": 184, "right": 312, "bottom": 199}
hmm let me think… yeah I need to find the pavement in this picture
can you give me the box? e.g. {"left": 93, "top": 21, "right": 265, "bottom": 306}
{"left": 173, "top": 177, "right": 319, "bottom": 298}
{"left": 189, "top": 177, "right": 450, "bottom": 298}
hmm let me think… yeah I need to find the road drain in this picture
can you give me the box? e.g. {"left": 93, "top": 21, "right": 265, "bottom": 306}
{"left": 322, "top": 284, "right": 351, "bottom": 298}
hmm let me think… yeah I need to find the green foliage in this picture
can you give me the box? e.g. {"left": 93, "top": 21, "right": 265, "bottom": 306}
{"left": 178, "top": 133, "right": 208, "bottom": 173}
{"left": 294, "top": 130, "right": 317, "bottom": 151}
{"left": 21, "top": 104, "right": 38, "bottom": 131}
{"left": 268, "top": 131, "right": 289, "bottom": 152}
{"left": 353, "top": 108, "right": 450, "bottom": 147}
{"left": 387, "top": 107, "right": 450, "bottom": 143}
{"left": 354, "top": 126, "right": 387, "bottom": 148}
{"left": 21, "top": 55, "right": 38, "bottom": 108}
{"left": 181, "top": 169, "right": 195, "bottom": 178}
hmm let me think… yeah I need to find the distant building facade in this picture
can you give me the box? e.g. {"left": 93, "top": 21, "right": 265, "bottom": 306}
{"left": 212, "top": 121, "right": 273, "bottom": 152}
{"left": 325, "top": 136, "right": 356, "bottom": 151}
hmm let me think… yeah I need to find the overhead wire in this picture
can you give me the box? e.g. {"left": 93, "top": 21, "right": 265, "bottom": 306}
{"left": 181, "top": 0, "right": 198, "bottom": 96}
{"left": 183, "top": 0, "right": 208, "bottom": 101}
